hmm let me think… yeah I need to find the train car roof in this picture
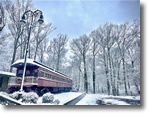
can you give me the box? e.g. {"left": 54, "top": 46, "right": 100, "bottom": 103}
{"left": 11, "top": 59, "right": 71, "bottom": 80}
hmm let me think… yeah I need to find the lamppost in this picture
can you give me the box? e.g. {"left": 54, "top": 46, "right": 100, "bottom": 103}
{"left": 19, "top": 10, "right": 44, "bottom": 93}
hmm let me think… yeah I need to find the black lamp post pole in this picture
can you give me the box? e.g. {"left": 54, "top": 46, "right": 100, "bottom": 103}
{"left": 20, "top": 26, "right": 32, "bottom": 92}
{"left": 19, "top": 10, "right": 44, "bottom": 93}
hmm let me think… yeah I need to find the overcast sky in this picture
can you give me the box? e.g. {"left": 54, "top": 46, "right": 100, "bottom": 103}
{"left": 33, "top": 0, "right": 140, "bottom": 39}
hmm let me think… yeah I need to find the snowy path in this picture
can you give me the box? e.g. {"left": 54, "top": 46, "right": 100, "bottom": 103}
{"left": 64, "top": 93, "right": 86, "bottom": 105}
{"left": 54, "top": 92, "right": 82, "bottom": 105}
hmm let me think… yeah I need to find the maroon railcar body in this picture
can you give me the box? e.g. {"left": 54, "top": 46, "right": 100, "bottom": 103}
{"left": 8, "top": 59, "right": 72, "bottom": 95}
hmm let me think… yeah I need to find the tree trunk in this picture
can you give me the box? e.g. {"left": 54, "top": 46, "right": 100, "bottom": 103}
{"left": 78, "top": 58, "right": 82, "bottom": 91}
{"left": 52, "top": 51, "right": 55, "bottom": 69}
{"left": 56, "top": 53, "right": 60, "bottom": 71}
{"left": 83, "top": 54, "right": 88, "bottom": 93}
{"left": 20, "top": 38, "right": 23, "bottom": 59}
{"left": 34, "top": 44, "right": 38, "bottom": 60}
{"left": 10, "top": 37, "right": 19, "bottom": 72}
{"left": 117, "top": 61, "right": 120, "bottom": 96}
{"left": 134, "top": 80, "right": 140, "bottom": 95}
{"left": 127, "top": 74, "right": 131, "bottom": 95}
{"left": 103, "top": 48, "right": 110, "bottom": 95}
{"left": 92, "top": 54, "right": 96, "bottom": 94}
{"left": 22, "top": 38, "right": 26, "bottom": 59}
{"left": 107, "top": 47, "right": 115, "bottom": 95}
{"left": 132, "top": 61, "right": 140, "bottom": 95}
{"left": 122, "top": 58, "right": 128, "bottom": 95}
{"left": 28, "top": 44, "right": 31, "bottom": 58}
{"left": 111, "top": 57, "right": 116, "bottom": 96}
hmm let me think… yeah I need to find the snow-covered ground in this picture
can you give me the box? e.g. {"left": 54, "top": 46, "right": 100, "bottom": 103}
{"left": 0, "top": 91, "right": 82, "bottom": 105}
{"left": 76, "top": 94, "right": 140, "bottom": 105}
{"left": 76, "top": 94, "right": 100, "bottom": 105}
{"left": 36, "top": 92, "right": 82, "bottom": 105}
{"left": 54, "top": 92, "right": 82, "bottom": 105}
{"left": 0, "top": 91, "right": 140, "bottom": 105}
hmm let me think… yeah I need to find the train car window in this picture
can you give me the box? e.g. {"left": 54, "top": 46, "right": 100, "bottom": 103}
{"left": 40, "top": 71, "right": 44, "bottom": 77}
{"left": 32, "top": 69, "right": 37, "bottom": 77}
{"left": 56, "top": 77, "right": 58, "bottom": 80}
{"left": 45, "top": 73, "right": 48, "bottom": 78}
{"left": 52, "top": 76, "right": 55, "bottom": 80}
{"left": 47, "top": 74, "right": 50, "bottom": 79}
{"left": 17, "top": 70, "right": 23, "bottom": 77}
{"left": 26, "top": 70, "right": 30, "bottom": 76}
{"left": 51, "top": 75, "right": 53, "bottom": 79}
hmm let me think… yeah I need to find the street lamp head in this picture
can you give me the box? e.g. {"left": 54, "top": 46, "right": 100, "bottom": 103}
{"left": 20, "top": 15, "right": 26, "bottom": 25}
{"left": 38, "top": 14, "right": 44, "bottom": 24}
{"left": 22, "top": 14, "right": 26, "bottom": 20}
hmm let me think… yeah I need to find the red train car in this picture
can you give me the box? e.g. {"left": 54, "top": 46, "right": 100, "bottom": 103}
{"left": 8, "top": 59, "right": 72, "bottom": 95}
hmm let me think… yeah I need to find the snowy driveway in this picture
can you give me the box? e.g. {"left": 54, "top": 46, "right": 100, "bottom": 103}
{"left": 54, "top": 92, "right": 82, "bottom": 105}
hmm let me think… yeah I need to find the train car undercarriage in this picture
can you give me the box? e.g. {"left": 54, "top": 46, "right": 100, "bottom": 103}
{"left": 8, "top": 86, "right": 72, "bottom": 96}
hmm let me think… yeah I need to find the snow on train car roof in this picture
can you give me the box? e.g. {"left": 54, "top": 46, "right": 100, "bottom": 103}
{"left": 11, "top": 59, "right": 71, "bottom": 79}
{"left": 11, "top": 59, "right": 36, "bottom": 66}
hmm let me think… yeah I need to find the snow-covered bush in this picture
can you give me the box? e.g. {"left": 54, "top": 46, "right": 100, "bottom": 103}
{"left": 0, "top": 91, "right": 9, "bottom": 97}
{"left": 42, "top": 92, "right": 54, "bottom": 103}
{"left": 9, "top": 91, "right": 21, "bottom": 100}
{"left": 53, "top": 99, "right": 60, "bottom": 105}
{"left": 0, "top": 92, "right": 10, "bottom": 105}
{"left": 21, "top": 92, "right": 39, "bottom": 104}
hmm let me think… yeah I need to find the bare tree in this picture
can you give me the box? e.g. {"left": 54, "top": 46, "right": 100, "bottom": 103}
{"left": 4, "top": 0, "right": 32, "bottom": 72}
{"left": 0, "top": 1, "right": 5, "bottom": 32}
{"left": 33, "top": 23, "right": 55, "bottom": 60}
{"left": 37, "top": 37, "right": 48, "bottom": 63}
{"left": 47, "top": 34, "right": 68, "bottom": 71}
{"left": 71, "top": 34, "right": 91, "bottom": 93}
{"left": 0, "top": 33, "right": 10, "bottom": 54}
{"left": 89, "top": 30, "right": 101, "bottom": 93}
{"left": 47, "top": 40, "right": 56, "bottom": 69}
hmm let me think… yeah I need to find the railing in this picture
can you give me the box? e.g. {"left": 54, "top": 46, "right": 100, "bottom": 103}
{"left": 24, "top": 76, "right": 38, "bottom": 84}
{"left": 0, "top": 94, "right": 22, "bottom": 105}
{"left": 8, "top": 76, "right": 38, "bottom": 85}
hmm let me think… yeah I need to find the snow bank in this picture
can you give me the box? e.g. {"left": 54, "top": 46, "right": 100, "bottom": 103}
{"left": 102, "top": 99, "right": 130, "bottom": 105}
